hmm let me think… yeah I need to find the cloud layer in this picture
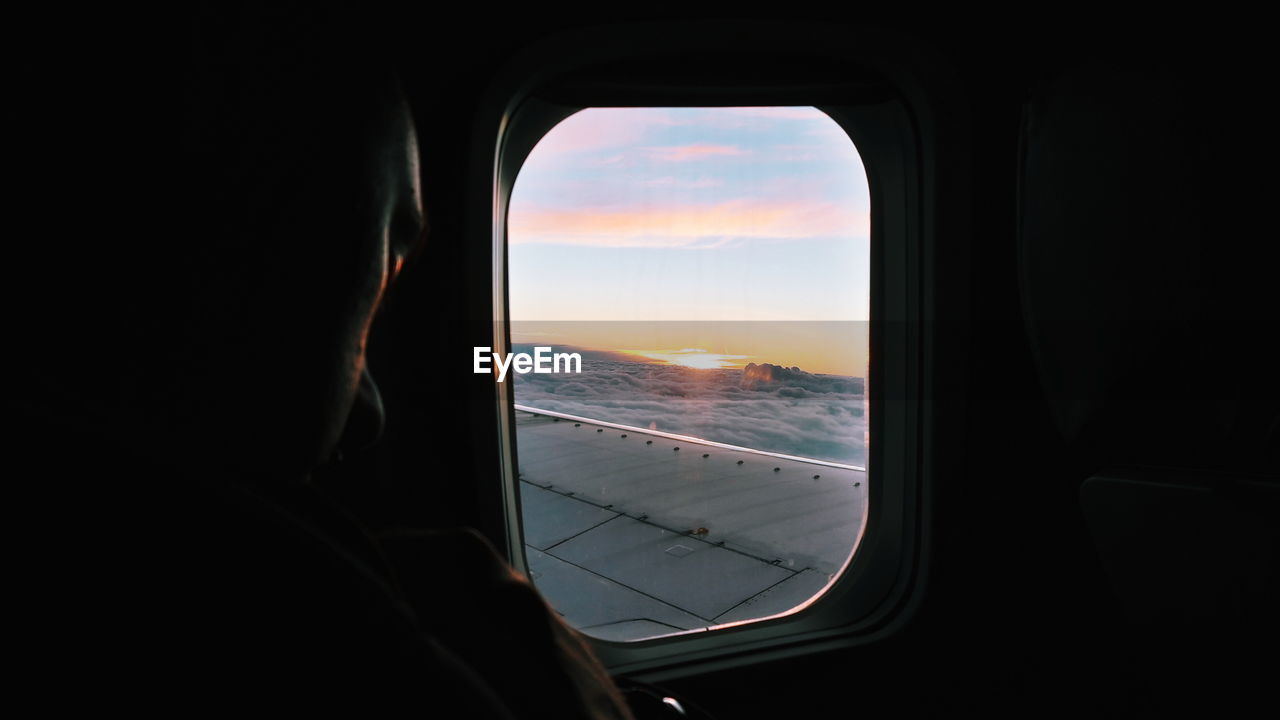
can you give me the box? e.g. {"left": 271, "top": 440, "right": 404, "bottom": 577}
{"left": 509, "top": 199, "right": 868, "bottom": 248}
{"left": 512, "top": 347, "right": 866, "bottom": 465}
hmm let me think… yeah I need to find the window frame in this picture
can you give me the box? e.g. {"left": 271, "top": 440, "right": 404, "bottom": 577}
{"left": 470, "top": 21, "right": 943, "bottom": 681}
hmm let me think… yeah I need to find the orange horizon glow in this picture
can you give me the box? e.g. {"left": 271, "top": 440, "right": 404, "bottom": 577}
{"left": 511, "top": 321, "right": 868, "bottom": 378}
{"left": 626, "top": 349, "right": 752, "bottom": 369}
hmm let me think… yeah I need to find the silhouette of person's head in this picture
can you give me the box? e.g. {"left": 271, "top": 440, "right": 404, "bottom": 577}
{"left": 177, "top": 8, "right": 424, "bottom": 480}
{"left": 22, "top": 6, "right": 424, "bottom": 483}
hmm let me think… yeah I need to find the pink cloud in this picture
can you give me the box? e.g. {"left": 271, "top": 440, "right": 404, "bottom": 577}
{"left": 644, "top": 144, "right": 749, "bottom": 163}
{"left": 640, "top": 176, "right": 724, "bottom": 189}
{"left": 508, "top": 199, "right": 869, "bottom": 248}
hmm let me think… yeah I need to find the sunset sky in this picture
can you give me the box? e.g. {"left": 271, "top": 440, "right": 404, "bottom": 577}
{"left": 507, "top": 107, "right": 869, "bottom": 376}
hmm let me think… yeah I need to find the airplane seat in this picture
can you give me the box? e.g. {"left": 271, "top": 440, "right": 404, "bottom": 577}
{"left": 1078, "top": 469, "right": 1278, "bottom": 711}
{"left": 1019, "top": 60, "right": 1279, "bottom": 712}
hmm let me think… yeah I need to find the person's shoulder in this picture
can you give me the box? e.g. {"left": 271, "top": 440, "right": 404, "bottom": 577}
{"left": 6, "top": 417, "right": 514, "bottom": 714}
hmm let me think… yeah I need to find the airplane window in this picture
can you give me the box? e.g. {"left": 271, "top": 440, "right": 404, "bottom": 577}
{"left": 505, "top": 107, "right": 870, "bottom": 642}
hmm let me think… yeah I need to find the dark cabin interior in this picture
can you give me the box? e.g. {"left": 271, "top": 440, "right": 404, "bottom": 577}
{"left": 11, "top": 8, "right": 1277, "bottom": 717}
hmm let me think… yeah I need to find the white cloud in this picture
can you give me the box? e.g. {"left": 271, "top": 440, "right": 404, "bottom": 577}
{"left": 512, "top": 348, "right": 866, "bottom": 465}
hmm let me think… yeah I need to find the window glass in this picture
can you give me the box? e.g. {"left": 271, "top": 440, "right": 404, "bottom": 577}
{"left": 507, "top": 107, "right": 869, "bottom": 641}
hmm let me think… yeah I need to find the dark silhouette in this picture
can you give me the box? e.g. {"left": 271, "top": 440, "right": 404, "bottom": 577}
{"left": 10, "top": 5, "right": 632, "bottom": 716}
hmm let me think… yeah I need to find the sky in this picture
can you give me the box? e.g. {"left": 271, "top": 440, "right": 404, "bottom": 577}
{"left": 507, "top": 107, "right": 869, "bottom": 375}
